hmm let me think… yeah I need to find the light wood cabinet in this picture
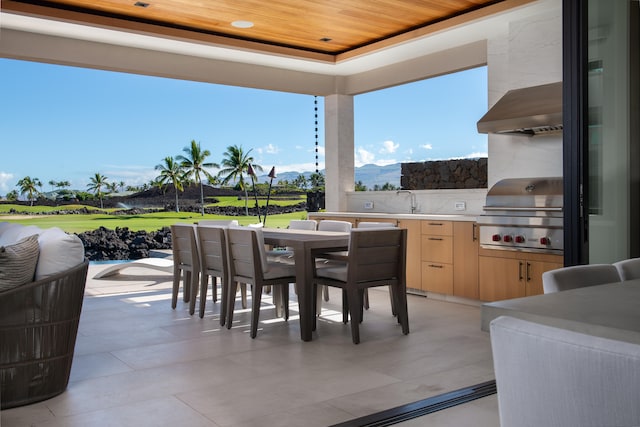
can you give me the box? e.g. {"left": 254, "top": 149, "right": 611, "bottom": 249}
{"left": 453, "top": 222, "right": 479, "bottom": 299}
{"left": 479, "top": 248, "right": 563, "bottom": 301}
{"left": 421, "top": 221, "right": 453, "bottom": 294}
{"left": 398, "top": 219, "right": 422, "bottom": 290}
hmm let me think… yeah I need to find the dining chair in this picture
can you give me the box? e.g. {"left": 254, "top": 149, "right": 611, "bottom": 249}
{"left": 613, "top": 258, "right": 640, "bottom": 281}
{"left": 226, "top": 227, "right": 297, "bottom": 338}
{"left": 170, "top": 224, "right": 200, "bottom": 310}
{"left": 317, "top": 220, "right": 352, "bottom": 302}
{"left": 313, "top": 228, "right": 409, "bottom": 344}
{"left": 196, "top": 225, "right": 246, "bottom": 323}
{"left": 357, "top": 221, "right": 398, "bottom": 313}
{"left": 542, "top": 264, "right": 620, "bottom": 293}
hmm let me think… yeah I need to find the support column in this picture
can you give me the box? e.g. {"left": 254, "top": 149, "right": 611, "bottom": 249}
{"left": 324, "top": 94, "right": 354, "bottom": 212}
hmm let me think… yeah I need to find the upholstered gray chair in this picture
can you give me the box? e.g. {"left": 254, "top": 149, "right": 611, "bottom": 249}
{"left": 317, "top": 220, "right": 352, "bottom": 302}
{"left": 357, "top": 221, "right": 398, "bottom": 311}
{"left": 226, "top": 227, "right": 296, "bottom": 338}
{"left": 313, "top": 228, "right": 409, "bottom": 344}
{"left": 542, "top": 264, "right": 620, "bottom": 293}
{"left": 170, "top": 224, "right": 200, "bottom": 310}
{"left": 613, "top": 257, "right": 640, "bottom": 281}
{"left": 490, "top": 315, "right": 640, "bottom": 427}
{"left": 197, "top": 220, "right": 239, "bottom": 227}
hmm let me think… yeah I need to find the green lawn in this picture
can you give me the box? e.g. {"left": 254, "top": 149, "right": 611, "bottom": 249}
{"left": 0, "top": 203, "right": 310, "bottom": 233}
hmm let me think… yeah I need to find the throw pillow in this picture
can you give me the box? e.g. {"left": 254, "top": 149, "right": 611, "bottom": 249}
{"left": 0, "top": 234, "right": 40, "bottom": 292}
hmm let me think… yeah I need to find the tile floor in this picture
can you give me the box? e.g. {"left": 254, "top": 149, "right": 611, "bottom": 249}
{"left": 1, "top": 264, "right": 499, "bottom": 427}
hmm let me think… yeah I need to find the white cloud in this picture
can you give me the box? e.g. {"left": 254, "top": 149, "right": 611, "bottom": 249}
{"left": 421, "top": 143, "right": 433, "bottom": 150}
{"left": 0, "top": 172, "right": 14, "bottom": 193}
{"left": 274, "top": 162, "right": 325, "bottom": 173}
{"left": 355, "top": 147, "right": 376, "bottom": 167}
{"left": 454, "top": 151, "right": 488, "bottom": 159}
{"left": 380, "top": 140, "right": 399, "bottom": 154}
{"left": 265, "top": 143, "right": 279, "bottom": 154}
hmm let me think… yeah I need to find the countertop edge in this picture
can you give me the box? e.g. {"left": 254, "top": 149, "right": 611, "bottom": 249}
{"left": 307, "top": 212, "right": 478, "bottom": 221}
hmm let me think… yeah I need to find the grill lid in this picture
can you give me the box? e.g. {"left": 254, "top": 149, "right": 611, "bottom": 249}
{"left": 484, "top": 177, "right": 563, "bottom": 212}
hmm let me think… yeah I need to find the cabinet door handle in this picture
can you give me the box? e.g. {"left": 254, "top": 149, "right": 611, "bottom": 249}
{"left": 472, "top": 223, "right": 478, "bottom": 241}
{"left": 526, "top": 262, "right": 532, "bottom": 282}
{"left": 428, "top": 237, "right": 443, "bottom": 241}
{"left": 429, "top": 264, "right": 444, "bottom": 268}
{"left": 429, "top": 222, "right": 444, "bottom": 226}
{"left": 518, "top": 261, "right": 524, "bottom": 281}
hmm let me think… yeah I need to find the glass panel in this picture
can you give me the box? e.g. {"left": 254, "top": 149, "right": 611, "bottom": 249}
{"left": 587, "top": 0, "right": 637, "bottom": 262}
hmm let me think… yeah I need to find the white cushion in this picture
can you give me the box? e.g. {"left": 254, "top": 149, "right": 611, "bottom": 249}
{"left": 0, "top": 224, "right": 41, "bottom": 247}
{"left": 35, "top": 227, "right": 85, "bottom": 280}
{"left": 0, "top": 234, "right": 40, "bottom": 291}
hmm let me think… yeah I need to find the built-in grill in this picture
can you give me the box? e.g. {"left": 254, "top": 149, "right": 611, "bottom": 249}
{"left": 478, "top": 177, "right": 563, "bottom": 254}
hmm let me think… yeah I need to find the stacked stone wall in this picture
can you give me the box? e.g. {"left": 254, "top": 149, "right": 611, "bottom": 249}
{"left": 400, "top": 158, "right": 487, "bottom": 190}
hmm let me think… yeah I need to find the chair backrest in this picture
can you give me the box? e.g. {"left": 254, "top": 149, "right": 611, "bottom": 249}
{"left": 490, "top": 315, "right": 640, "bottom": 427}
{"left": 289, "top": 219, "right": 317, "bottom": 230}
{"left": 357, "top": 221, "right": 397, "bottom": 229}
{"left": 196, "top": 225, "right": 228, "bottom": 278}
{"left": 247, "top": 222, "right": 264, "bottom": 228}
{"left": 198, "top": 220, "right": 239, "bottom": 227}
{"left": 318, "top": 220, "right": 352, "bottom": 232}
{"left": 227, "top": 227, "right": 266, "bottom": 285}
{"left": 542, "top": 264, "right": 620, "bottom": 293}
{"left": 613, "top": 258, "right": 640, "bottom": 281}
{"left": 346, "top": 228, "right": 406, "bottom": 286}
{"left": 170, "top": 224, "right": 200, "bottom": 271}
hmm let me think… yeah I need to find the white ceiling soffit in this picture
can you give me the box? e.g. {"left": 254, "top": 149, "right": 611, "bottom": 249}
{"left": 0, "top": 3, "right": 538, "bottom": 77}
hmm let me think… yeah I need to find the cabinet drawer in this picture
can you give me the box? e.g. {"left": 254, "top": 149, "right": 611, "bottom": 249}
{"left": 421, "top": 235, "right": 453, "bottom": 264}
{"left": 421, "top": 262, "right": 453, "bottom": 294}
{"left": 421, "top": 220, "right": 452, "bottom": 236}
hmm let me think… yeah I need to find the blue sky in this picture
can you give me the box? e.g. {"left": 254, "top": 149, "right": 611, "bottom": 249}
{"left": 0, "top": 58, "right": 487, "bottom": 194}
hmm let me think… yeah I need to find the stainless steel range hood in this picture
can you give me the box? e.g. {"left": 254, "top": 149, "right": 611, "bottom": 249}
{"left": 477, "top": 82, "right": 562, "bottom": 136}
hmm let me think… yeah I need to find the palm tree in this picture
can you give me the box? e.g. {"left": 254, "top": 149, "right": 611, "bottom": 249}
{"left": 176, "top": 140, "right": 219, "bottom": 216}
{"left": 87, "top": 173, "right": 108, "bottom": 209}
{"left": 155, "top": 156, "right": 185, "bottom": 212}
{"left": 294, "top": 174, "right": 308, "bottom": 190}
{"left": 309, "top": 172, "right": 325, "bottom": 190}
{"left": 17, "top": 176, "right": 42, "bottom": 206}
{"left": 217, "top": 145, "right": 262, "bottom": 216}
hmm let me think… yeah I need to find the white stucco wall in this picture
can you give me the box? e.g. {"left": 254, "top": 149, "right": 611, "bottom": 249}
{"left": 486, "top": 0, "right": 563, "bottom": 187}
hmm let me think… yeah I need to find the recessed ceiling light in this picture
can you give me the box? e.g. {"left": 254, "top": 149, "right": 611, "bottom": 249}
{"left": 320, "top": 37, "right": 332, "bottom": 42}
{"left": 134, "top": 1, "right": 149, "bottom": 7}
{"left": 231, "top": 20, "right": 254, "bottom": 29}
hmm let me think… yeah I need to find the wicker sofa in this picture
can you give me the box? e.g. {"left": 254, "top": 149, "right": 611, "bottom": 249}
{"left": 0, "top": 222, "right": 87, "bottom": 409}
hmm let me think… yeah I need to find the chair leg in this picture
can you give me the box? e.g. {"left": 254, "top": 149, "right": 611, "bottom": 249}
{"left": 226, "top": 281, "right": 238, "bottom": 329}
{"left": 211, "top": 276, "right": 218, "bottom": 303}
{"left": 250, "top": 284, "right": 262, "bottom": 338}
{"left": 171, "top": 268, "right": 180, "bottom": 309}
{"left": 189, "top": 271, "right": 199, "bottom": 315}
{"left": 346, "top": 287, "right": 362, "bottom": 344}
{"left": 183, "top": 271, "right": 190, "bottom": 302}
{"left": 323, "top": 284, "right": 330, "bottom": 301}
{"left": 341, "top": 289, "right": 349, "bottom": 324}
{"left": 219, "top": 277, "right": 227, "bottom": 326}
{"left": 240, "top": 283, "right": 248, "bottom": 309}
{"left": 199, "top": 274, "right": 208, "bottom": 318}
{"left": 363, "top": 289, "right": 370, "bottom": 310}
{"left": 281, "top": 284, "right": 290, "bottom": 321}
{"left": 388, "top": 286, "right": 397, "bottom": 317}
{"left": 392, "top": 285, "right": 410, "bottom": 335}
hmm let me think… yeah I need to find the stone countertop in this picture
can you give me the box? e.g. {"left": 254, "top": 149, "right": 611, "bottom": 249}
{"left": 307, "top": 211, "right": 478, "bottom": 222}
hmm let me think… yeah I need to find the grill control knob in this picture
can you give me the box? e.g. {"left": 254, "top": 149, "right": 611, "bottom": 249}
{"left": 503, "top": 235, "right": 513, "bottom": 243}
{"left": 540, "top": 237, "right": 550, "bottom": 245}
{"left": 492, "top": 234, "right": 501, "bottom": 242}
{"left": 515, "top": 235, "right": 526, "bottom": 244}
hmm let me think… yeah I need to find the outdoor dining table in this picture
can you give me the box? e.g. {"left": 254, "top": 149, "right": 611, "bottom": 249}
{"left": 262, "top": 227, "right": 349, "bottom": 341}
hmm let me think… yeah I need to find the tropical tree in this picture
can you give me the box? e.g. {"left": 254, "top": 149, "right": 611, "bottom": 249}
{"left": 309, "top": 172, "right": 325, "bottom": 190}
{"left": 48, "top": 179, "right": 57, "bottom": 192}
{"left": 293, "top": 174, "right": 308, "bottom": 190}
{"left": 355, "top": 180, "right": 367, "bottom": 191}
{"left": 177, "top": 140, "right": 219, "bottom": 215}
{"left": 118, "top": 181, "right": 126, "bottom": 192}
{"left": 17, "top": 176, "right": 42, "bottom": 206}
{"left": 87, "top": 173, "right": 108, "bottom": 209}
{"left": 217, "top": 144, "right": 261, "bottom": 216}
{"left": 155, "top": 156, "right": 185, "bottom": 212}
{"left": 106, "top": 182, "right": 119, "bottom": 194}
{"left": 6, "top": 190, "right": 18, "bottom": 202}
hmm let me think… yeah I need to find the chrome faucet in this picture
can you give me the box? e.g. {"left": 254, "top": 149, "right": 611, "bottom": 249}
{"left": 396, "top": 190, "right": 417, "bottom": 213}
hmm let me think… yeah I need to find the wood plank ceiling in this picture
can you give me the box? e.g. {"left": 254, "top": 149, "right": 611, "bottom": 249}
{"left": 2, "top": 0, "right": 517, "bottom": 62}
